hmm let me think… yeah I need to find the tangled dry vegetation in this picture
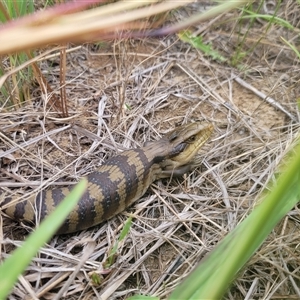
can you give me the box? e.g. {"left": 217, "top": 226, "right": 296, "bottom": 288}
{"left": 1, "top": 1, "right": 300, "bottom": 299}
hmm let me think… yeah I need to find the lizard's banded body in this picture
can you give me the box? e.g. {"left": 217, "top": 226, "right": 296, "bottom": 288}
{"left": 1, "top": 121, "right": 213, "bottom": 234}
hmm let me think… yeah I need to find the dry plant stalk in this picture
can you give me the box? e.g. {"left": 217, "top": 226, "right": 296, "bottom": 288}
{"left": 0, "top": 0, "right": 250, "bottom": 55}
{"left": 0, "top": 0, "right": 192, "bottom": 54}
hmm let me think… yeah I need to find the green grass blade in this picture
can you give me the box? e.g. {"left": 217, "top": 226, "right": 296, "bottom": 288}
{"left": 178, "top": 30, "right": 226, "bottom": 62}
{"left": 241, "top": 9, "right": 294, "bottom": 29}
{"left": 281, "top": 37, "right": 300, "bottom": 60}
{"left": 0, "top": 179, "right": 87, "bottom": 299}
{"left": 119, "top": 216, "right": 132, "bottom": 241}
{"left": 105, "top": 216, "right": 133, "bottom": 268}
{"left": 170, "top": 140, "right": 300, "bottom": 299}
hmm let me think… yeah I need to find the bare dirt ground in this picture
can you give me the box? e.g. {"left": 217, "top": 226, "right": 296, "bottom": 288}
{"left": 1, "top": 1, "right": 300, "bottom": 299}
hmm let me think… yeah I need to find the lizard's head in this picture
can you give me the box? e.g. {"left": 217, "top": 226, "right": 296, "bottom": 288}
{"left": 145, "top": 121, "right": 213, "bottom": 177}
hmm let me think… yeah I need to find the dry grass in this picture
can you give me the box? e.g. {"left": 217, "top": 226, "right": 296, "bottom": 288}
{"left": 1, "top": 1, "right": 300, "bottom": 299}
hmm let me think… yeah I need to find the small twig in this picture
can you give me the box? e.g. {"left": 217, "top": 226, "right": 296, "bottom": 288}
{"left": 0, "top": 181, "right": 75, "bottom": 188}
{"left": 71, "top": 125, "right": 127, "bottom": 151}
{"left": 0, "top": 125, "right": 71, "bottom": 158}
{"left": 143, "top": 62, "right": 175, "bottom": 98}
{"left": 35, "top": 272, "right": 72, "bottom": 299}
{"left": 234, "top": 76, "right": 297, "bottom": 122}
{"left": 106, "top": 61, "right": 168, "bottom": 88}
{"left": 55, "top": 240, "right": 96, "bottom": 300}
{"left": 202, "top": 159, "right": 235, "bottom": 230}
{"left": 60, "top": 46, "right": 69, "bottom": 117}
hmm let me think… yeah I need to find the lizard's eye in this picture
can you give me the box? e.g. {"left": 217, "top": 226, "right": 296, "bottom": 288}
{"left": 186, "top": 135, "right": 196, "bottom": 143}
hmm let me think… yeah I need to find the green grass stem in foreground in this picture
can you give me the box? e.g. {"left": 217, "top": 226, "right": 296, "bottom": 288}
{"left": 0, "top": 179, "right": 87, "bottom": 300}
{"left": 169, "top": 140, "right": 300, "bottom": 299}
{"left": 127, "top": 138, "right": 300, "bottom": 300}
